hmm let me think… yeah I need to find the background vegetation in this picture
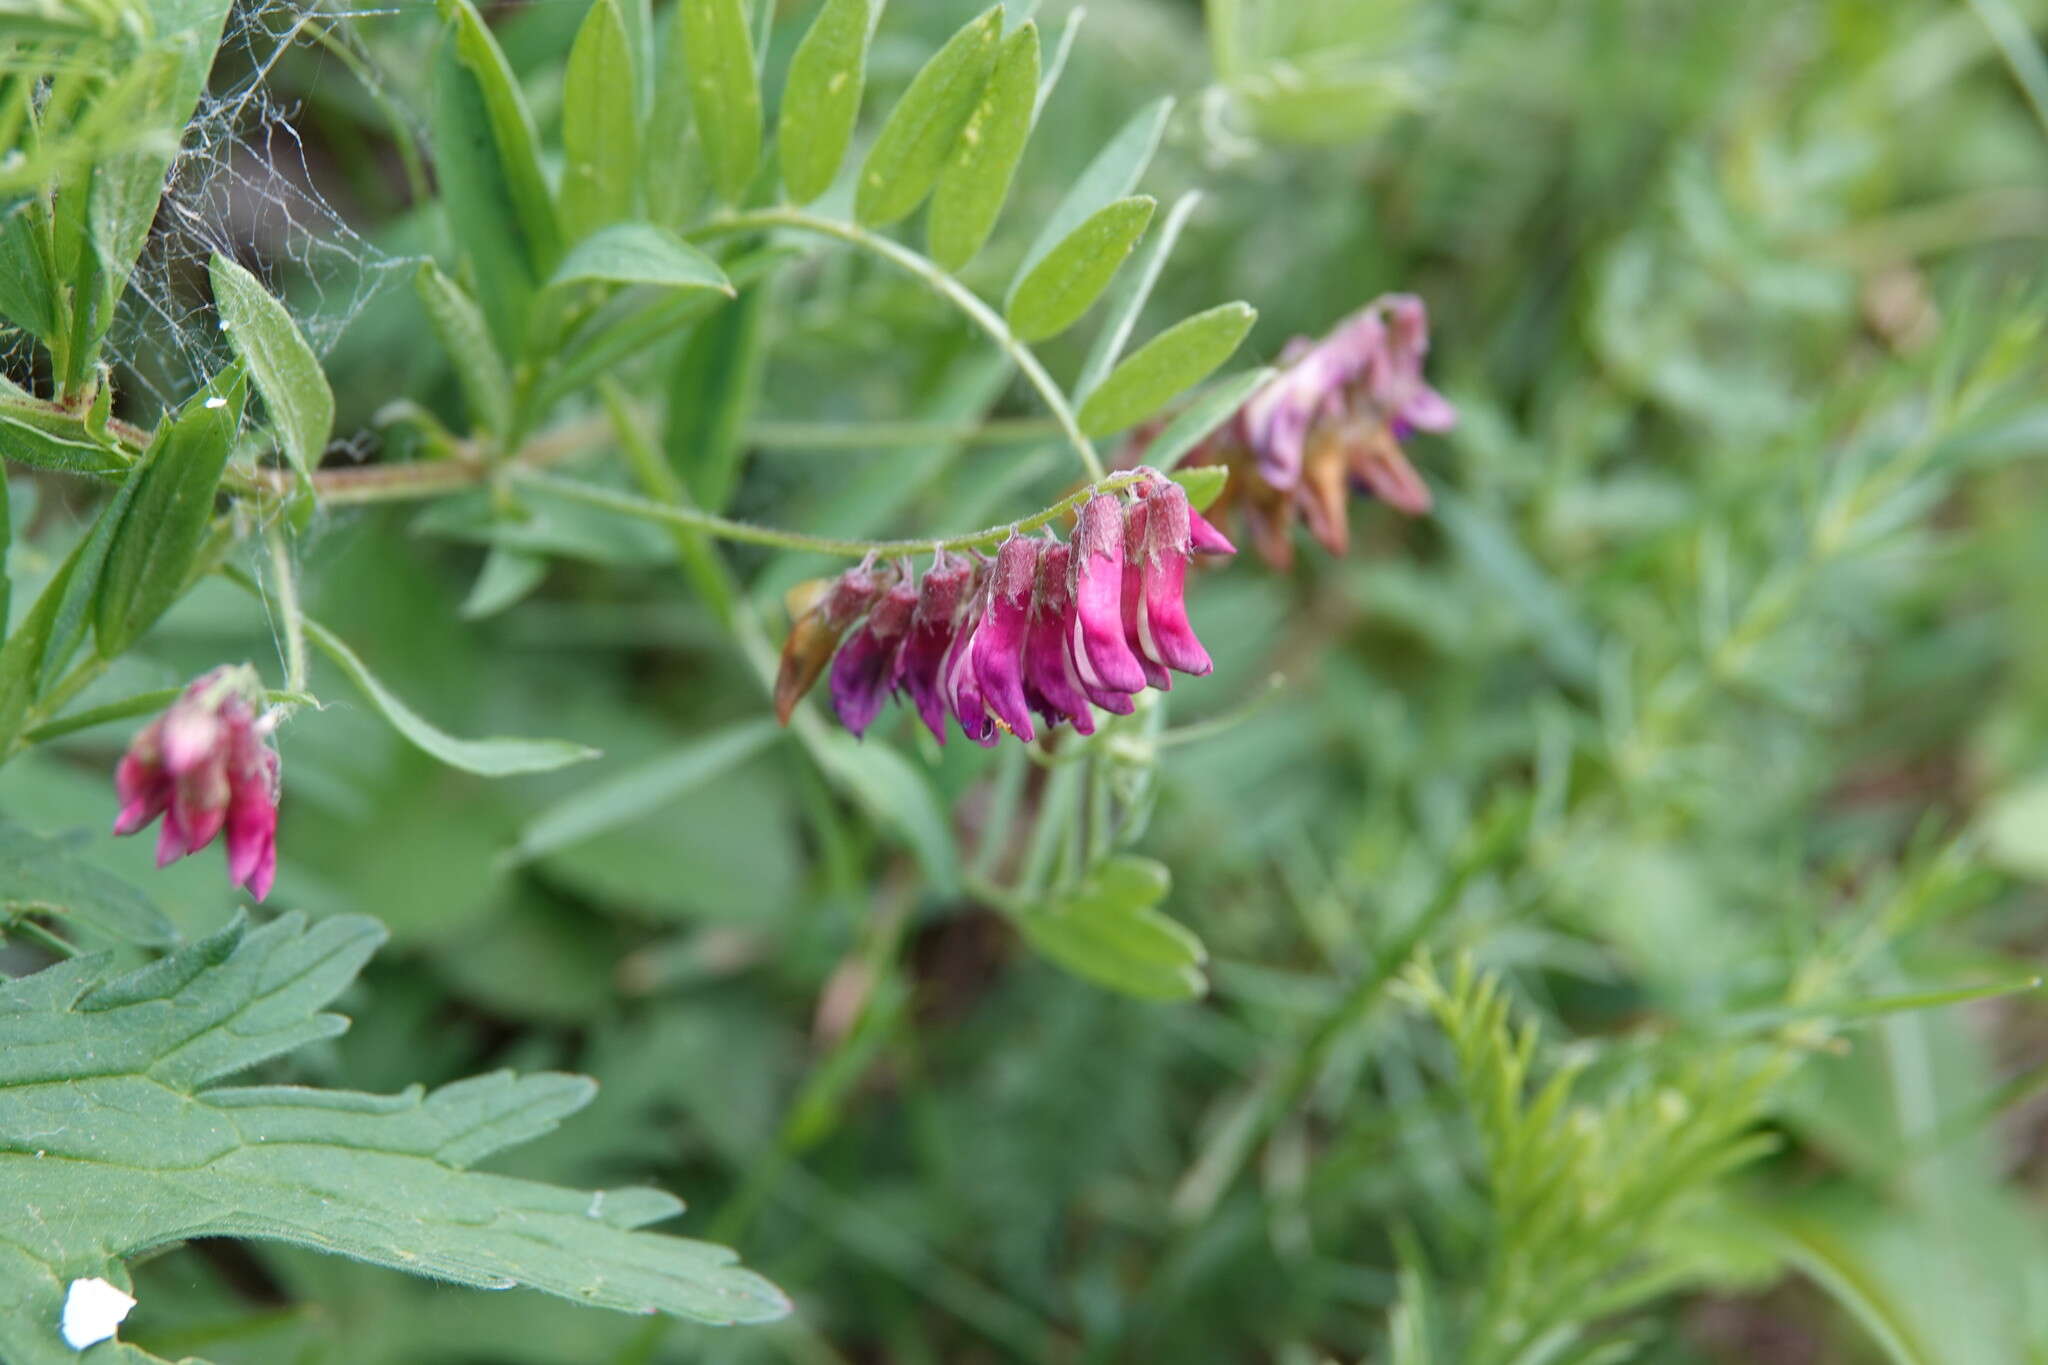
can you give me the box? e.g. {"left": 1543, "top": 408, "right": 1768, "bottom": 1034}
{"left": 7, "top": 0, "right": 2048, "bottom": 1361}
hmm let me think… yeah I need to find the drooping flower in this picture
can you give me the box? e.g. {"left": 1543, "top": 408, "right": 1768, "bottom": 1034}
{"left": 894, "top": 552, "right": 977, "bottom": 744}
{"left": 972, "top": 536, "right": 1041, "bottom": 742}
{"left": 776, "top": 557, "right": 889, "bottom": 723}
{"left": 113, "top": 666, "right": 280, "bottom": 900}
{"left": 1180, "top": 293, "right": 1454, "bottom": 566}
{"left": 830, "top": 575, "right": 917, "bottom": 737}
{"left": 774, "top": 473, "right": 1228, "bottom": 746}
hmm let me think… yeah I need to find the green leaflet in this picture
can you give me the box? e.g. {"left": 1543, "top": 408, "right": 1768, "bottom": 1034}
{"left": 1009, "top": 95, "right": 1171, "bottom": 299}
{"left": 507, "top": 718, "right": 783, "bottom": 865}
{"left": 1004, "top": 195, "right": 1155, "bottom": 342}
{"left": 1077, "top": 302, "right": 1256, "bottom": 437}
{"left": 778, "top": 0, "right": 877, "bottom": 205}
{"left": 666, "top": 284, "right": 763, "bottom": 512}
{"left": 1168, "top": 464, "right": 1229, "bottom": 513}
{"left": 0, "top": 912, "right": 789, "bottom": 1365}
{"left": 415, "top": 261, "right": 515, "bottom": 441}
{"left": 853, "top": 5, "right": 1001, "bottom": 227}
{"left": 91, "top": 370, "right": 244, "bottom": 659}
{"left": 299, "top": 612, "right": 601, "bottom": 776}
{"left": 209, "top": 253, "right": 334, "bottom": 486}
{"left": 1145, "top": 366, "right": 1273, "bottom": 470}
{"left": 548, "top": 221, "right": 733, "bottom": 295}
{"left": 1015, "top": 856, "right": 1208, "bottom": 1001}
{"left": 459, "top": 546, "right": 549, "bottom": 620}
{"left": 677, "top": 0, "right": 763, "bottom": 204}
{"left": 0, "top": 389, "right": 125, "bottom": 475}
{"left": 1074, "top": 189, "right": 1202, "bottom": 398}
{"left": 437, "top": 0, "right": 562, "bottom": 276}
{"left": 562, "top": 0, "right": 640, "bottom": 240}
{"left": 926, "top": 21, "right": 1039, "bottom": 271}
{"left": 431, "top": 41, "right": 537, "bottom": 356}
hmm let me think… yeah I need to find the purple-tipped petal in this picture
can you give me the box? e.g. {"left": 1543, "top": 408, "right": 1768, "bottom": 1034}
{"left": 1241, "top": 339, "right": 1346, "bottom": 489}
{"left": 776, "top": 561, "right": 889, "bottom": 724}
{"left": 1135, "top": 483, "right": 1213, "bottom": 676}
{"left": 941, "top": 595, "right": 999, "bottom": 747}
{"left": 112, "top": 753, "right": 171, "bottom": 836}
{"left": 971, "top": 538, "right": 1038, "bottom": 742}
{"left": 1070, "top": 495, "right": 1148, "bottom": 695}
{"left": 896, "top": 555, "right": 975, "bottom": 744}
{"left": 1377, "top": 294, "right": 1456, "bottom": 435}
{"left": 1118, "top": 500, "right": 1173, "bottom": 690}
{"left": 1189, "top": 505, "right": 1236, "bottom": 555}
{"left": 830, "top": 580, "right": 917, "bottom": 737}
{"left": 1021, "top": 543, "right": 1095, "bottom": 735}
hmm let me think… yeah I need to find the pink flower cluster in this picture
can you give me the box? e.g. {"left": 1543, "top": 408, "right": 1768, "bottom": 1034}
{"left": 113, "top": 667, "right": 280, "bottom": 900}
{"left": 776, "top": 473, "right": 1233, "bottom": 745}
{"left": 1187, "top": 293, "right": 1455, "bottom": 566}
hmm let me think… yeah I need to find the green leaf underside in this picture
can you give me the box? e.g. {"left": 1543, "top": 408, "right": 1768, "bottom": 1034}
{"left": 209, "top": 253, "right": 334, "bottom": 485}
{"left": 0, "top": 396, "right": 126, "bottom": 474}
{"left": 854, "top": 6, "right": 1001, "bottom": 227}
{"left": 1143, "top": 366, "right": 1272, "bottom": 471}
{"left": 301, "top": 615, "right": 600, "bottom": 776}
{"left": 0, "top": 912, "right": 788, "bottom": 1365}
{"left": 679, "top": 0, "right": 763, "bottom": 204}
{"left": 927, "top": 21, "right": 1039, "bottom": 271}
{"left": 460, "top": 546, "right": 549, "bottom": 620}
{"left": 549, "top": 221, "right": 733, "bottom": 295}
{"left": 1009, "top": 95, "right": 1171, "bottom": 300}
{"left": 1016, "top": 856, "right": 1207, "bottom": 1000}
{"left": 562, "top": 0, "right": 641, "bottom": 239}
{"left": 0, "top": 821, "right": 177, "bottom": 948}
{"left": 1005, "top": 196, "right": 1155, "bottom": 342}
{"left": 778, "top": 0, "right": 876, "bottom": 205}
{"left": 1078, "top": 302, "right": 1256, "bottom": 437}
{"left": 416, "top": 261, "right": 515, "bottom": 440}
{"left": 92, "top": 371, "right": 244, "bottom": 658}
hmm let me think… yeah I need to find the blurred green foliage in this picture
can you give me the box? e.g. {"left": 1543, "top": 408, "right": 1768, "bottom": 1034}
{"left": 7, "top": 0, "right": 2048, "bottom": 1360}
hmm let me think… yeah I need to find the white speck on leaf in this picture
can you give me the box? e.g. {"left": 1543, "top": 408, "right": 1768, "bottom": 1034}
{"left": 60, "top": 1277, "right": 136, "bottom": 1350}
{"left": 204, "top": 396, "right": 228, "bottom": 409}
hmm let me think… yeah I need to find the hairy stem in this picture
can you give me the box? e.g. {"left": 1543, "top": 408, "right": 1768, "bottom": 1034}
{"left": 264, "top": 522, "right": 309, "bottom": 693}
{"left": 692, "top": 208, "right": 1108, "bottom": 481}
{"left": 516, "top": 468, "right": 1146, "bottom": 559}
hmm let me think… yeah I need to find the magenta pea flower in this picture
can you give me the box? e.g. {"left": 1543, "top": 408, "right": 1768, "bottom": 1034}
{"left": 1021, "top": 542, "right": 1095, "bottom": 735}
{"left": 776, "top": 557, "right": 889, "bottom": 723}
{"left": 1129, "top": 480, "right": 1214, "bottom": 678}
{"left": 113, "top": 666, "right": 280, "bottom": 900}
{"left": 971, "top": 536, "right": 1040, "bottom": 742}
{"left": 894, "top": 552, "right": 977, "bottom": 744}
{"left": 830, "top": 576, "right": 917, "bottom": 737}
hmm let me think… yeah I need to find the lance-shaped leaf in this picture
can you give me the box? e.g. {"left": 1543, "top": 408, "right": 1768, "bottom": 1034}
{"left": 0, "top": 912, "right": 789, "bottom": 1365}
{"left": 92, "top": 370, "right": 245, "bottom": 658}
{"left": 778, "top": 0, "right": 877, "bottom": 205}
{"left": 1008, "top": 95, "right": 1171, "bottom": 300}
{"left": 926, "top": 20, "right": 1039, "bottom": 271}
{"left": 677, "top": 0, "right": 762, "bottom": 204}
{"left": 1143, "top": 365, "right": 1272, "bottom": 470}
{"left": 416, "top": 261, "right": 515, "bottom": 440}
{"left": 853, "top": 5, "right": 1001, "bottom": 227}
{"left": 0, "top": 389, "right": 125, "bottom": 475}
{"left": 437, "top": 0, "right": 562, "bottom": 275}
{"left": 431, "top": 42, "right": 537, "bottom": 355}
{"left": 209, "top": 253, "right": 334, "bottom": 486}
{"left": 562, "top": 0, "right": 640, "bottom": 239}
{"left": 1004, "top": 195, "right": 1154, "bottom": 342}
{"left": 666, "top": 284, "right": 763, "bottom": 512}
{"left": 1015, "top": 856, "right": 1207, "bottom": 1001}
{"left": 300, "top": 613, "right": 600, "bottom": 777}
{"left": 548, "top": 222, "right": 733, "bottom": 297}
{"left": 1077, "top": 302, "right": 1256, "bottom": 437}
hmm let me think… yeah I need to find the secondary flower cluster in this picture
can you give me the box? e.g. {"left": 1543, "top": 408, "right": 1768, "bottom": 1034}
{"left": 113, "top": 666, "right": 281, "bottom": 900}
{"left": 1183, "top": 293, "right": 1455, "bottom": 567}
{"left": 776, "top": 473, "right": 1234, "bottom": 745}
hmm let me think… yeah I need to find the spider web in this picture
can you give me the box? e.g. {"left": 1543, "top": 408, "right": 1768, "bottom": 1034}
{"left": 103, "top": 0, "right": 424, "bottom": 422}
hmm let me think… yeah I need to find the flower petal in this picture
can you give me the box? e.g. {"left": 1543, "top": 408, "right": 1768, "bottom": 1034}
{"left": 972, "top": 537, "right": 1039, "bottom": 742}
{"left": 1070, "top": 495, "right": 1148, "bottom": 694}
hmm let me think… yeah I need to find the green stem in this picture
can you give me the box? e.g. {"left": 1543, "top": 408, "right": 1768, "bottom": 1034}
{"left": 21, "top": 687, "right": 314, "bottom": 744}
{"left": 516, "top": 467, "right": 1146, "bottom": 560}
{"left": 748, "top": 416, "right": 1062, "bottom": 450}
{"left": 692, "top": 208, "right": 1108, "bottom": 481}
{"left": 264, "top": 523, "right": 309, "bottom": 693}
